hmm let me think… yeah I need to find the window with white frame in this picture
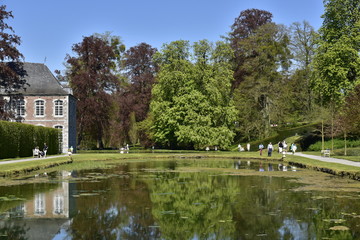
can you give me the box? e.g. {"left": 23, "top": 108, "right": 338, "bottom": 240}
{"left": 55, "top": 125, "right": 63, "bottom": 152}
{"left": 35, "top": 100, "right": 45, "bottom": 116}
{"left": 16, "top": 99, "right": 25, "bottom": 116}
{"left": 53, "top": 194, "right": 64, "bottom": 215}
{"left": 54, "top": 100, "right": 63, "bottom": 116}
{"left": 34, "top": 193, "right": 46, "bottom": 215}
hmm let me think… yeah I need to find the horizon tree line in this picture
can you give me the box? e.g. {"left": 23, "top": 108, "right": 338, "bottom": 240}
{"left": 0, "top": 1, "right": 359, "bottom": 150}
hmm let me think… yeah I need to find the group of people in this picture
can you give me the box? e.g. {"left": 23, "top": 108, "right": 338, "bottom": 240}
{"left": 238, "top": 143, "right": 250, "bottom": 152}
{"left": 258, "top": 141, "right": 297, "bottom": 157}
{"left": 34, "top": 143, "right": 48, "bottom": 158}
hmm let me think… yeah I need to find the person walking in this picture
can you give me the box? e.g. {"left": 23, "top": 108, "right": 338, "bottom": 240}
{"left": 43, "top": 143, "right": 48, "bottom": 158}
{"left": 291, "top": 143, "right": 297, "bottom": 154}
{"left": 259, "top": 143, "right": 264, "bottom": 156}
{"left": 267, "top": 142, "right": 273, "bottom": 157}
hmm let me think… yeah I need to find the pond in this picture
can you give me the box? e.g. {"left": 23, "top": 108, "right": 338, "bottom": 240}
{"left": 1, "top": 159, "right": 360, "bottom": 239}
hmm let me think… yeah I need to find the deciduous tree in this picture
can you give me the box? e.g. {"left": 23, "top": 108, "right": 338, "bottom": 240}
{"left": 66, "top": 34, "right": 120, "bottom": 148}
{"left": 0, "top": 5, "right": 26, "bottom": 120}
{"left": 228, "top": 9, "right": 273, "bottom": 91}
{"left": 150, "top": 40, "right": 236, "bottom": 149}
{"left": 312, "top": 0, "right": 360, "bottom": 103}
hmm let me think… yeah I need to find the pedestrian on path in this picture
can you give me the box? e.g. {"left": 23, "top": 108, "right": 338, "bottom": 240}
{"left": 267, "top": 142, "right": 273, "bottom": 157}
{"left": 259, "top": 143, "right": 264, "bottom": 156}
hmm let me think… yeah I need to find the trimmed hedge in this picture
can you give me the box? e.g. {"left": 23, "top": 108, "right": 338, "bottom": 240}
{"left": 0, "top": 121, "right": 60, "bottom": 159}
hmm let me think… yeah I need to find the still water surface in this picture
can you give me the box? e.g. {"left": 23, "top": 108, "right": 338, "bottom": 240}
{"left": 1, "top": 159, "right": 360, "bottom": 239}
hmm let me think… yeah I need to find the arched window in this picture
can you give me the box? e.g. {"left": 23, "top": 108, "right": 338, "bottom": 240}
{"left": 54, "top": 100, "right": 63, "bottom": 116}
{"left": 35, "top": 100, "right": 45, "bottom": 116}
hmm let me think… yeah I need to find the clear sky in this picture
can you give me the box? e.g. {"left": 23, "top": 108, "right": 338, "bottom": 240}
{"left": 3, "top": 0, "right": 324, "bottom": 73}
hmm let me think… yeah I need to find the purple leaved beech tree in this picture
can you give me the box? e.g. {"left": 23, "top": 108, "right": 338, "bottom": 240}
{"left": 66, "top": 35, "right": 119, "bottom": 149}
{"left": 229, "top": 8, "right": 273, "bottom": 91}
{"left": 0, "top": 4, "right": 26, "bottom": 120}
{"left": 115, "top": 43, "right": 157, "bottom": 146}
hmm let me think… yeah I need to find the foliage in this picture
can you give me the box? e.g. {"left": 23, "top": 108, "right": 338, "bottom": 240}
{"left": 335, "top": 84, "right": 360, "bottom": 136}
{"left": 0, "top": 121, "right": 60, "bottom": 159}
{"left": 150, "top": 40, "right": 236, "bottom": 150}
{"left": 66, "top": 34, "right": 121, "bottom": 149}
{"left": 232, "top": 22, "right": 292, "bottom": 141}
{"left": 0, "top": 5, "right": 26, "bottom": 120}
{"left": 228, "top": 8, "right": 273, "bottom": 90}
{"left": 288, "top": 21, "right": 317, "bottom": 114}
{"left": 110, "top": 43, "right": 157, "bottom": 147}
{"left": 312, "top": 0, "right": 360, "bottom": 104}
{"left": 308, "top": 139, "right": 360, "bottom": 151}
{"left": 247, "top": 123, "right": 319, "bottom": 151}
{"left": 128, "top": 111, "right": 138, "bottom": 145}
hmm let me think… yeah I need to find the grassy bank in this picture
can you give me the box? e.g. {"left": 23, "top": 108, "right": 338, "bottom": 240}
{"left": 1, "top": 151, "right": 360, "bottom": 179}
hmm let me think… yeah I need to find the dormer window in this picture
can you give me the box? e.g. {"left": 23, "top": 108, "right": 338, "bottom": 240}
{"left": 35, "top": 100, "right": 45, "bottom": 116}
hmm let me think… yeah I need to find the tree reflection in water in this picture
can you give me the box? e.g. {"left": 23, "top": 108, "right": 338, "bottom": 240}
{"left": 0, "top": 160, "right": 359, "bottom": 239}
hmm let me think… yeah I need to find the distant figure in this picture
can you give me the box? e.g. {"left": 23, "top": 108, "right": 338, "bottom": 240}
{"left": 278, "top": 141, "right": 283, "bottom": 153}
{"left": 215, "top": 146, "right": 218, "bottom": 151}
{"left": 247, "top": 143, "right": 250, "bottom": 151}
{"left": 291, "top": 143, "right": 297, "bottom": 154}
{"left": 283, "top": 141, "right": 288, "bottom": 153}
{"left": 259, "top": 162, "right": 264, "bottom": 172}
{"left": 43, "top": 143, "right": 48, "bottom": 157}
{"left": 34, "top": 146, "right": 41, "bottom": 158}
{"left": 238, "top": 144, "right": 241, "bottom": 152}
{"left": 267, "top": 142, "right": 273, "bottom": 157}
{"left": 259, "top": 143, "right": 264, "bottom": 156}
{"left": 206, "top": 146, "right": 210, "bottom": 151}
{"left": 268, "top": 163, "right": 273, "bottom": 171}
{"left": 68, "top": 146, "right": 73, "bottom": 156}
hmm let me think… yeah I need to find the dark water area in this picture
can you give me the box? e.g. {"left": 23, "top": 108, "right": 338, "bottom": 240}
{"left": 0, "top": 159, "right": 360, "bottom": 239}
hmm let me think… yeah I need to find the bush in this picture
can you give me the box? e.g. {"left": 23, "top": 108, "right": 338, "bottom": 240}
{"left": 333, "top": 148, "right": 360, "bottom": 156}
{"left": 0, "top": 121, "right": 60, "bottom": 159}
{"left": 308, "top": 139, "right": 360, "bottom": 151}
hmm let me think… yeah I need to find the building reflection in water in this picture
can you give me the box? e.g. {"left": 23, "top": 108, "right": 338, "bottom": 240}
{"left": 0, "top": 171, "right": 73, "bottom": 240}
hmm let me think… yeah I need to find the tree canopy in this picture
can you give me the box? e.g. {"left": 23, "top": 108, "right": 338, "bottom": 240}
{"left": 150, "top": 40, "right": 236, "bottom": 149}
{"left": 0, "top": 5, "right": 26, "bottom": 120}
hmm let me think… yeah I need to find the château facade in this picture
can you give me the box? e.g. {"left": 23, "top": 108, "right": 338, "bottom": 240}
{"left": 3, "top": 63, "right": 77, "bottom": 153}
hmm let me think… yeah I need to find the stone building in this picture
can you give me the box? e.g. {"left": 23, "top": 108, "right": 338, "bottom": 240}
{"left": 2, "top": 63, "right": 77, "bottom": 153}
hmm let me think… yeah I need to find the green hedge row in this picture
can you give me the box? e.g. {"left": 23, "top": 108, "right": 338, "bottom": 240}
{"left": 0, "top": 121, "right": 60, "bottom": 159}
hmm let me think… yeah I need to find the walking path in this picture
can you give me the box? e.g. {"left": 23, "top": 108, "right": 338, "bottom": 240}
{"left": 0, "top": 154, "right": 70, "bottom": 165}
{"left": 293, "top": 152, "right": 360, "bottom": 168}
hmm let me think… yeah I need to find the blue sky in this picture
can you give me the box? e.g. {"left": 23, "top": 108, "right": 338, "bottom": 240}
{"left": 3, "top": 0, "right": 324, "bottom": 73}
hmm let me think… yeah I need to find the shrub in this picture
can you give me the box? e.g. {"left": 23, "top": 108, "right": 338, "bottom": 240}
{"left": 0, "top": 121, "right": 60, "bottom": 159}
{"left": 308, "top": 139, "right": 360, "bottom": 151}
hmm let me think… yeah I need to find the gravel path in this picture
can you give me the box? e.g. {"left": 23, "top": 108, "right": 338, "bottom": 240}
{"left": 0, "top": 154, "right": 70, "bottom": 165}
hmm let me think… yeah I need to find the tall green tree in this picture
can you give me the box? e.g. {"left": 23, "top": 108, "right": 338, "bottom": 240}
{"left": 232, "top": 23, "right": 292, "bottom": 140}
{"left": 288, "top": 21, "right": 317, "bottom": 117}
{"left": 150, "top": 40, "right": 236, "bottom": 149}
{"left": 0, "top": 5, "right": 26, "bottom": 120}
{"left": 66, "top": 34, "right": 121, "bottom": 149}
{"left": 312, "top": 0, "right": 360, "bottom": 103}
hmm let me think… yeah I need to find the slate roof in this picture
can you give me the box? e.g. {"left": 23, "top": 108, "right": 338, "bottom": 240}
{"left": 19, "top": 62, "right": 69, "bottom": 96}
